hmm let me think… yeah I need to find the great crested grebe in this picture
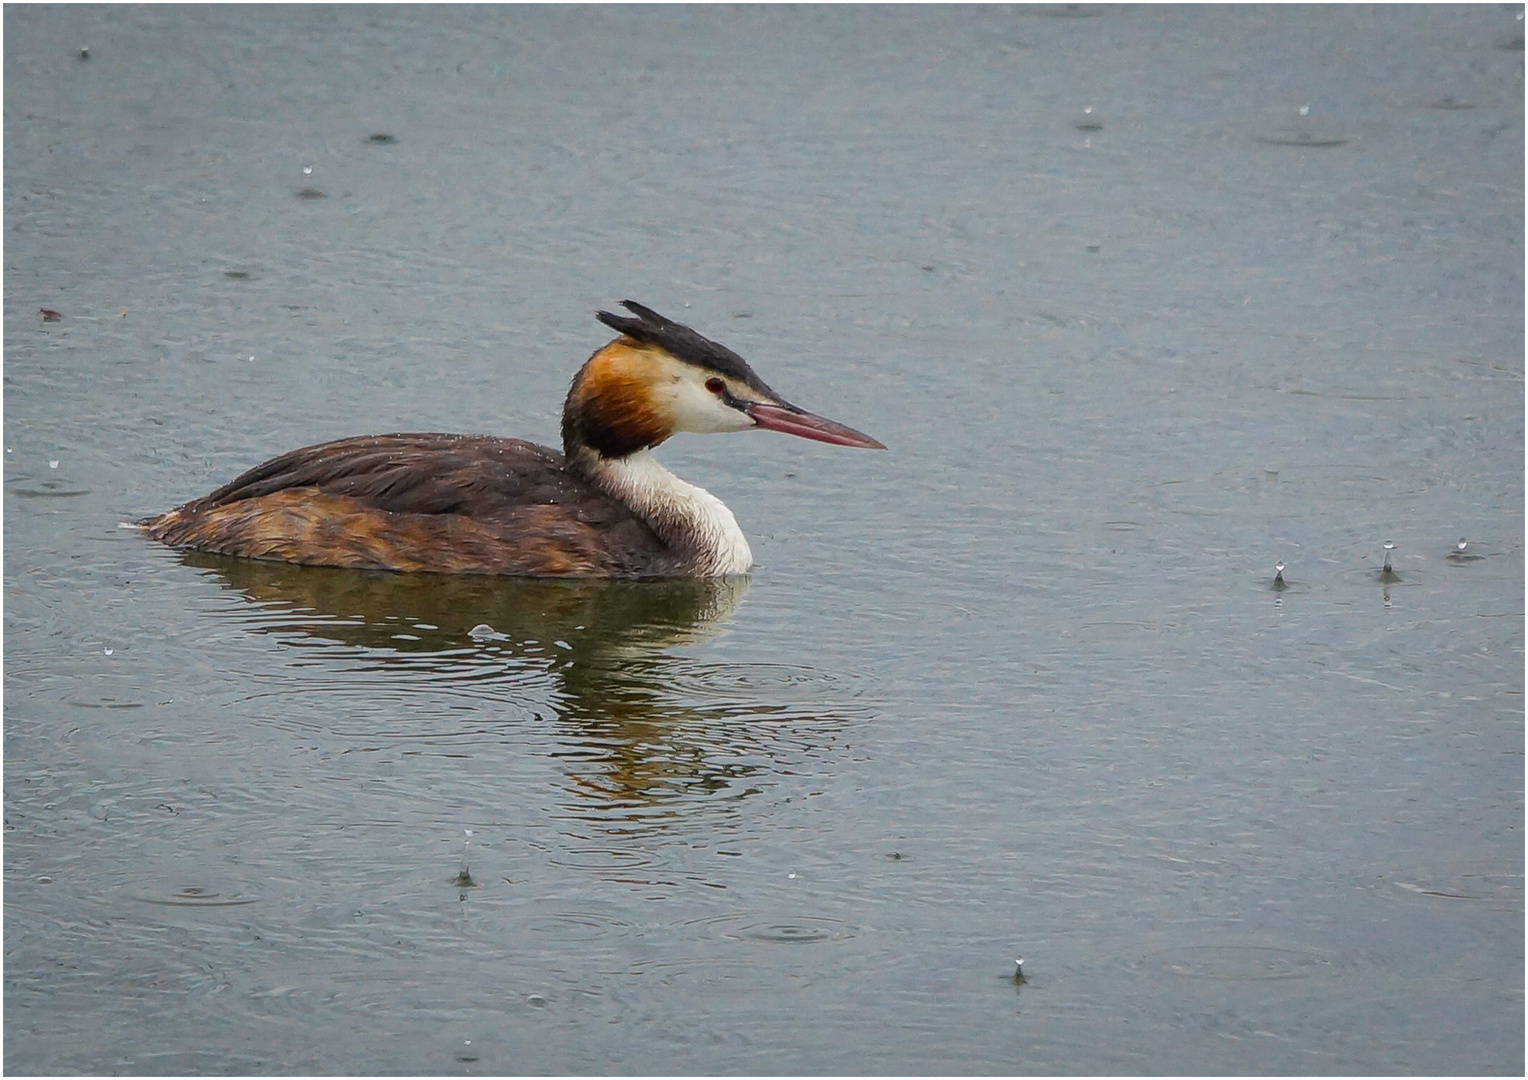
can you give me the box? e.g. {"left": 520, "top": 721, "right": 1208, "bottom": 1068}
{"left": 143, "top": 301, "right": 884, "bottom": 578}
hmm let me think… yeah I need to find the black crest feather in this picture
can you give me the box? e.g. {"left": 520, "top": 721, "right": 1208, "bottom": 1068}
{"left": 595, "top": 301, "right": 777, "bottom": 398}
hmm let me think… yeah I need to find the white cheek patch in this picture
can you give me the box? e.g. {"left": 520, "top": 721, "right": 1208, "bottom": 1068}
{"left": 660, "top": 374, "right": 755, "bottom": 435}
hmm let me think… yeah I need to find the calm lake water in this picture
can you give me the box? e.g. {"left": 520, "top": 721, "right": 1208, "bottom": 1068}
{"left": 5, "top": 4, "right": 1523, "bottom": 1075}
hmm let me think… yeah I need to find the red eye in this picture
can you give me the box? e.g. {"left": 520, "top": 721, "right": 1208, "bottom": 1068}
{"left": 705, "top": 377, "right": 726, "bottom": 394}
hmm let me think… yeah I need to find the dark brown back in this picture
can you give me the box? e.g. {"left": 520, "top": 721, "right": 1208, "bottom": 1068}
{"left": 146, "top": 433, "right": 682, "bottom": 577}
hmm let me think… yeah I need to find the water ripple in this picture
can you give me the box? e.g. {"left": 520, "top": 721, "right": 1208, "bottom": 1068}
{"left": 683, "top": 911, "right": 860, "bottom": 945}
{"left": 130, "top": 884, "right": 260, "bottom": 908}
{"left": 1142, "top": 944, "right": 1341, "bottom": 981}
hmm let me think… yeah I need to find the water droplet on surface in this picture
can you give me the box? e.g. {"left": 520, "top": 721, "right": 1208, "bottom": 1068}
{"left": 48, "top": 460, "right": 59, "bottom": 469}
{"left": 1446, "top": 537, "right": 1480, "bottom": 562}
{"left": 526, "top": 993, "right": 547, "bottom": 1008}
{"left": 1299, "top": 104, "right": 1310, "bottom": 117}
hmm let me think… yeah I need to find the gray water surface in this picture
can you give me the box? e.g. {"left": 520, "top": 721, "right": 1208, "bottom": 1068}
{"left": 5, "top": 5, "right": 1523, "bottom": 1075}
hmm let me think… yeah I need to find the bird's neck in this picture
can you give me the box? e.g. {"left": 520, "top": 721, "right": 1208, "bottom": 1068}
{"left": 569, "top": 445, "right": 753, "bottom": 576}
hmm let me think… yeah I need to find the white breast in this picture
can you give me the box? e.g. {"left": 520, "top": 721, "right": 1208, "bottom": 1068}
{"left": 591, "top": 449, "right": 754, "bottom": 576}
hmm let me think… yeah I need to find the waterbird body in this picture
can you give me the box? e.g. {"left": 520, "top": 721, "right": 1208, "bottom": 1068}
{"left": 143, "top": 302, "right": 884, "bottom": 578}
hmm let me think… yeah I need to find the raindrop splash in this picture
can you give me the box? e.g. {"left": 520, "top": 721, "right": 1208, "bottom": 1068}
{"left": 452, "top": 828, "right": 476, "bottom": 888}
{"left": 1446, "top": 537, "right": 1482, "bottom": 563}
{"left": 1378, "top": 539, "right": 1402, "bottom": 593}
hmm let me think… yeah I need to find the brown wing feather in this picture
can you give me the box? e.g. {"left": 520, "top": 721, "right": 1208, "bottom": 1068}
{"left": 199, "top": 434, "right": 579, "bottom": 516}
{"left": 143, "top": 434, "right": 681, "bottom": 577}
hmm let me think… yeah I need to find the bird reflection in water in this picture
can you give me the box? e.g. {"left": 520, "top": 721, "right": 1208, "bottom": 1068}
{"left": 177, "top": 552, "right": 859, "bottom": 820}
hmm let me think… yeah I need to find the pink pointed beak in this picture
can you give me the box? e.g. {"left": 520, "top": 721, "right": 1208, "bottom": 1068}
{"left": 746, "top": 401, "right": 886, "bottom": 449}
